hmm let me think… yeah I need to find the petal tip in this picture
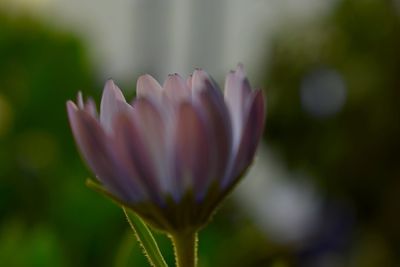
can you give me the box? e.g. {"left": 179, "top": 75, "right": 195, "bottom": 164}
{"left": 137, "top": 74, "right": 160, "bottom": 88}
{"left": 136, "top": 74, "right": 163, "bottom": 99}
{"left": 104, "top": 79, "right": 116, "bottom": 90}
{"left": 163, "top": 73, "right": 190, "bottom": 98}
{"left": 76, "top": 91, "right": 84, "bottom": 109}
{"left": 102, "top": 79, "right": 126, "bottom": 103}
{"left": 235, "top": 63, "right": 246, "bottom": 77}
{"left": 67, "top": 100, "right": 78, "bottom": 112}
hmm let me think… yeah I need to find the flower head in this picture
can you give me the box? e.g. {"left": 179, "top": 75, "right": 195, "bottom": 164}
{"left": 67, "top": 64, "right": 265, "bottom": 232}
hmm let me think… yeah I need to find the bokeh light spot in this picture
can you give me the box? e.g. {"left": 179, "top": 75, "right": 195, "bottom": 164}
{"left": 300, "top": 68, "right": 347, "bottom": 118}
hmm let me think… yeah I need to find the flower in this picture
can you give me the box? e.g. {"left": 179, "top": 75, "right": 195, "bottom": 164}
{"left": 67, "top": 64, "right": 265, "bottom": 232}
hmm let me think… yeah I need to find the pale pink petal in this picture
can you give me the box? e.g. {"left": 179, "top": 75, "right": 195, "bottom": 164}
{"left": 191, "top": 69, "right": 218, "bottom": 94}
{"left": 84, "top": 97, "right": 98, "bottom": 118}
{"left": 67, "top": 101, "right": 144, "bottom": 203}
{"left": 115, "top": 98, "right": 169, "bottom": 204}
{"left": 100, "top": 80, "right": 132, "bottom": 133}
{"left": 186, "top": 75, "right": 192, "bottom": 89}
{"left": 136, "top": 74, "right": 163, "bottom": 100}
{"left": 173, "top": 102, "right": 212, "bottom": 200}
{"left": 196, "top": 87, "right": 232, "bottom": 187}
{"left": 240, "top": 90, "right": 265, "bottom": 158}
{"left": 222, "top": 90, "right": 265, "bottom": 187}
{"left": 75, "top": 92, "right": 98, "bottom": 118}
{"left": 163, "top": 73, "right": 191, "bottom": 102}
{"left": 224, "top": 64, "right": 253, "bottom": 151}
{"left": 77, "top": 91, "right": 84, "bottom": 109}
{"left": 191, "top": 68, "right": 223, "bottom": 107}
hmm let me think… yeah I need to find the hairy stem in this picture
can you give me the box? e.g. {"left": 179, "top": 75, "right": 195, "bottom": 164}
{"left": 171, "top": 231, "right": 198, "bottom": 267}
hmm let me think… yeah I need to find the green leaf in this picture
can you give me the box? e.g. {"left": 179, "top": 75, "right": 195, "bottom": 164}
{"left": 123, "top": 208, "right": 169, "bottom": 267}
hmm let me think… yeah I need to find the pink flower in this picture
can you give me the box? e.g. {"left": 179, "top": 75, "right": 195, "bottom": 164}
{"left": 67, "top": 64, "right": 265, "bottom": 231}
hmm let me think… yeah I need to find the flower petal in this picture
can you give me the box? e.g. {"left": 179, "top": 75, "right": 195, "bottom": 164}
{"left": 173, "top": 102, "right": 213, "bottom": 200}
{"left": 115, "top": 98, "right": 170, "bottom": 204}
{"left": 224, "top": 64, "right": 252, "bottom": 151}
{"left": 67, "top": 101, "right": 144, "bottom": 203}
{"left": 191, "top": 69, "right": 219, "bottom": 94}
{"left": 195, "top": 87, "right": 232, "bottom": 187}
{"left": 84, "top": 97, "right": 98, "bottom": 118}
{"left": 186, "top": 75, "right": 193, "bottom": 89}
{"left": 136, "top": 74, "right": 163, "bottom": 101}
{"left": 222, "top": 90, "right": 265, "bottom": 187}
{"left": 188, "top": 69, "right": 234, "bottom": 191}
{"left": 77, "top": 91, "right": 84, "bottom": 109}
{"left": 163, "top": 73, "right": 191, "bottom": 102}
{"left": 100, "top": 79, "right": 132, "bottom": 133}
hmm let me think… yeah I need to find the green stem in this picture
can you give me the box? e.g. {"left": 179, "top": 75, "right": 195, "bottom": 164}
{"left": 171, "top": 231, "right": 198, "bottom": 267}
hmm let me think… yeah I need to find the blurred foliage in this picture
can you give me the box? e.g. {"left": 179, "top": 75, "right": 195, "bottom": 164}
{"left": 264, "top": 0, "right": 400, "bottom": 265}
{"left": 0, "top": 10, "right": 126, "bottom": 267}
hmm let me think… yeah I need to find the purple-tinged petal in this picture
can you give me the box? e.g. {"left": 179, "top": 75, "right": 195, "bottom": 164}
{"left": 190, "top": 69, "right": 233, "bottom": 189}
{"left": 115, "top": 98, "right": 169, "bottom": 204}
{"left": 224, "top": 64, "right": 253, "bottom": 150}
{"left": 136, "top": 74, "right": 163, "bottom": 100}
{"left": 191, "top": 69, "right": 208, "bottom": 92}
{"left": 75, "top": 92, "right": 98, "bottom": 118}
{"left": 222, "top": 90, "right": 265, "bottom": 187}
{"left": 191, "top": 69, "right": 223, "bottom": 107}
{"left": 236, "top": 90, "right": 265, "bottom": 169}
{"left": 195, "top": 88, "right": 232, "bottom": 188}
{"left": 163, "top": 73, "right": 191, "bottom": 102}
{"left": 77, "top": 91, "right": 84, "bottom": 109}
{"left": 186, "top": 75, "right": 193, "bottom": 89}
{"left": 84, "top": 97, "right": 98, "bottom": 118}
{"left": 173, "top": 102, "right": 212, "bottom": 200}
{"left": 67, "top": 101, "right": 144, "bottom": 203}
{"left": 191, "top": 69, "right": 219, "bottom": 94}
{"left": 100, "top": 80, "right": 132, "bottom": 134}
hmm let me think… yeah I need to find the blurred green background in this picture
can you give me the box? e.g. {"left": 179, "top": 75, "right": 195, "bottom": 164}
{"left": 1, "top": 0, "right": 400, "bottom": 266}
